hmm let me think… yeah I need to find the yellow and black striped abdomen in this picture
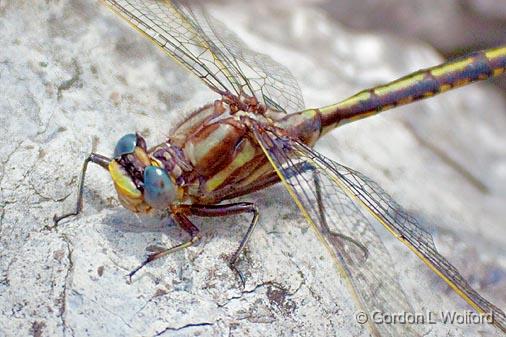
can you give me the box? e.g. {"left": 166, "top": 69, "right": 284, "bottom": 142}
{"left": 319, "top": 45, "right": 506, "bottom": 135}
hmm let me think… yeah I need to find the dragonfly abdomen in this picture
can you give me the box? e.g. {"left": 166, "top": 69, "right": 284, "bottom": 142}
{"left": 319, "top": 45, "right": 506, "bottom": 135}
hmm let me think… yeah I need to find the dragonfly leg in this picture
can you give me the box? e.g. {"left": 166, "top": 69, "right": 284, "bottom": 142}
{"left": 127, "top": 212, "right": 200, "bottom": 281}
{"left": 127, "top": 203, "right": 258, "bottom": 282}
{"left": 313, "top": 170, "right": 368, "bottom": 260}
{"left": 182, "top": 203, "right": 259, "bottom": 285}
{"left": 185, "top": 203, "right": 259, "bottom": 266}
{"left": 51, "top": 153, "right": 111, "bottom": 228}
{"left": 229, "top": 208, "right": 259, "bottom": 267}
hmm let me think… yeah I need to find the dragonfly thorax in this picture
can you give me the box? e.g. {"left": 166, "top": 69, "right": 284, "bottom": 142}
{"left": 222, "top": 93, "right": 266, "bottom": 115}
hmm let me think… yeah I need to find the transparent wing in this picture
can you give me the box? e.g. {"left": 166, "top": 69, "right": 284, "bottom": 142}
{"left": 253, "top": 126, "right": 506, "bottom": 335}
{"left": 253, "top": 128, "right": 419, "bottom": 337}
{"left": 102, "top": 0, "right": 305, "bottom": 113}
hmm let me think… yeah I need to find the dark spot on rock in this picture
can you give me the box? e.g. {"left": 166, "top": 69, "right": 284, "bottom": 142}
{"left": 229, "top": 322, "right": 240, "bottom": 332}
{"left": 57, "top": 59, "right": 82, "bottom": 100}
{"left": 53, "top": 249, "right": 65, "bottom": 262}
{"left": 97, "top": 266, "right": 104, "bottom": 277}
{"left": 267, "top": 286, "right": 286, "bottom": 307}
{"left": 267, "top": 285, "right": 296, "bottom": 315}
{"left": 30, "top": 321, "right": 46, "bottom": 337}
{"left": 109, "top": 91, "right": 121, "bottom": 106}
{"left": 115, "top": 74, "right": 127, "bottom": 85}
{"left": 141, "top": 128, "right": 151, "bottom": 137}
{"left": 146, "top": 245, "right": 164, "bottom": 252}
{"left": 105, "top": 197, "right": 116, "bottom": 207}
{"left": 153, "top": 288, "right": 168, "bottom": 298}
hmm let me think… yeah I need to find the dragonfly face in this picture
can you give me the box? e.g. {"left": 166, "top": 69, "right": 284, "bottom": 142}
{"left": 109, "top": 133, "right": 178, "bottom": 212}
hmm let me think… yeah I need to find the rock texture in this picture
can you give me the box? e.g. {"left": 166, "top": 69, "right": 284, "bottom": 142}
{"left": 0, "top": 1, "right": 505, "bottom": 337}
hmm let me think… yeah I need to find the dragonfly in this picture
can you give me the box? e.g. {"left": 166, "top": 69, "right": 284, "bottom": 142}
{"left": 54, "top": 0, "right": 506, "bottom": 335}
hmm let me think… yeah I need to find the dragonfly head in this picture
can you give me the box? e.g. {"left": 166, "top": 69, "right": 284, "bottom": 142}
{"left": 108, "top": 133, "right": 177, "bottom": 213}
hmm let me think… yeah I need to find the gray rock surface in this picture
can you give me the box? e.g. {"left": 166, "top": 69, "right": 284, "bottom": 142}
{"left": 1, "top": 1, "right": 505, "bottom": 337}
{"left": 313, "top": 0, "right": 506, "bottom": 52}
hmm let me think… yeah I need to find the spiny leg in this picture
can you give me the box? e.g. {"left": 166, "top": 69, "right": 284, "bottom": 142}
{"left": 229, "top": 205, "right": 259, "bottom": 287}
{"left": 185, "top": 203, "right": 259, "bottom": 285}
{"left": 51, "top": 153, "right": 111, "bottom": 228}
{"left": 187, "top": 203, "right": 259, "bottom": 265}
{"left": 128, "top": 203, "right": 259, "bottom": 283}
{"left": 128, "top": 212, "right": 200, "bottom": 281}
{"left": 313, "top": 170, "right": 368, "bottom": 260}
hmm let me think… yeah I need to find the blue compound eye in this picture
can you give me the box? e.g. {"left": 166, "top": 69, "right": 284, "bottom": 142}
{"left": 113, "top": 133, "right": 137, "bottom": 158}
{"left": 143, "top": 166, "right": 176, "bottom": 209}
